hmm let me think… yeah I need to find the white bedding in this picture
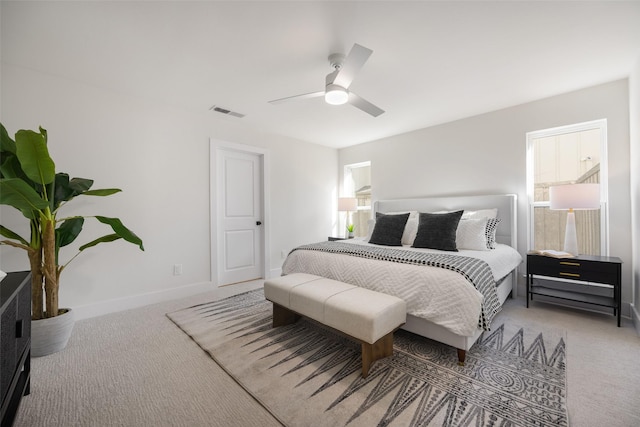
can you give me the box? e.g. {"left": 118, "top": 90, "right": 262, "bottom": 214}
{"left": 281, "top": 241, "right": 522, "bottom": 337}
{"left": 342, "top": 238, "right": 522, "bottom": 281}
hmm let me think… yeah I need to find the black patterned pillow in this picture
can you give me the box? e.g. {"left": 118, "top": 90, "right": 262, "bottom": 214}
{"left": 369, "top": 213, "right": 410, "bottom": 246}
{"left": 412, "top": 210, "right": 464, "bottom": 251}
{"left": 485, "top": 218, "right": 501, "bottom": 249}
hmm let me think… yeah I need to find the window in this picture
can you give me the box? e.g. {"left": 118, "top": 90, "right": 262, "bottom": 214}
{"left": 344, "top": 162, "right": 371, "bottom": 237}
{"left": 526, "top": 119, "right": 608, "bottom": 255}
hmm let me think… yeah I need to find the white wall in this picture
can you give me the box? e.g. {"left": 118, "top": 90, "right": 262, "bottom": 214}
{"left": 339, "top": 80, "right": 634, "bottom": 315}
{"left": 0, "top": 64, "right": 337, "bottom": 317}
{"left": 630, "top": 56, "right": 640, "bottom": 332}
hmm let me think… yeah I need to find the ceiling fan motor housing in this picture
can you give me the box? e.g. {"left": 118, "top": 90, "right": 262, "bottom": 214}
{"left": 324, "top": 70, "right": 348, "bottom": 104}
{"left": 325, "top": 84, "right": 349, "bottom": 105}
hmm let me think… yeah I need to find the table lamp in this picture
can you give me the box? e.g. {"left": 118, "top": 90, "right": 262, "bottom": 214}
{"left": 338, "top": 197, "right": 358, "bottom": 238}
{"left": 549, "top": 183, "right": 600, "bottom": 256}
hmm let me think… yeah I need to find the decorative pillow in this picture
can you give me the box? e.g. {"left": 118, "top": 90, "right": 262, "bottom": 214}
{"left": 369, "top": 213, "right": 410, "bottom": 246}
{"left": 485, "top": 217, "right": 501, "bottom": 249}
{"left": 412, "top": 210, "right": 464, "bottom": 251}
{"left": 462, "top": 208, "right": 498, "bottom": 220}
{"left": 384, "top": 210, "right": 419, "bottom": 245}
{"left": 456, "top": 218, "right": 491, "bottom": 251}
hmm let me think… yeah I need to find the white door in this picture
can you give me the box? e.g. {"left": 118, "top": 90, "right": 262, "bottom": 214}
{"left": 217, "top": 148, "right": 263, "bottom": 285}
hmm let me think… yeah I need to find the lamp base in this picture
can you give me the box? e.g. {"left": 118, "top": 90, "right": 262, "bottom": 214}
{"left": 563, "top": 210, "right": 579, "bottom": 256}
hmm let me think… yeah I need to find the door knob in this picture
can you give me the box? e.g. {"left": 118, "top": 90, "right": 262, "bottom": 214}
{"left": 256, "top": 221, "right": 262, "bottom": 226}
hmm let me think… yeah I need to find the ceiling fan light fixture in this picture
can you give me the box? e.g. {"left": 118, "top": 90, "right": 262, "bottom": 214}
{"left": 325, "top": 84, "right": 349, "bottom": 105}
{"left": 269, "top": 43, "right": 383, "bottom": 116}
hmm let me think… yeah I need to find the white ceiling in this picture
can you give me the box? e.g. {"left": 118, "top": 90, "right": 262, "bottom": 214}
{"left": 2, "top": 1, "right": 640, "bottom": 148}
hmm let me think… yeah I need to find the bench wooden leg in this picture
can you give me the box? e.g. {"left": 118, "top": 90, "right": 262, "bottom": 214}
{"left": 361, "top": 332, "right": 394, "bottom": 378}
{"left": 272, "top": 303, "right": 300, "bottom": 327}
{"left": 457, "top": 349, "right": 466, "bottom": 366}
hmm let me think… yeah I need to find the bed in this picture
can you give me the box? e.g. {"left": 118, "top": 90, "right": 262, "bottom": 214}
{"left": 281, "top": 194, "right": 522, "bottom": 363}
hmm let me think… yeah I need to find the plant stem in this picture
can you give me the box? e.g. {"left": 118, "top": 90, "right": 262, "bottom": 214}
{"left": 42, "top": 218, "right": 58, "bottom": 318}
{"left": 28, "top": 246, "right": 44, "bottom": 320}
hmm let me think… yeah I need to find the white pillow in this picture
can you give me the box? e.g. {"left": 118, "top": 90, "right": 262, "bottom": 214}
{"left": 456, "top": 218, "right": 491, "bottom": 251}
{"left": 462, "top": 208, "right": 498, "bottom": 220}
{"left": 386, "top": 210, "right": 419, "bottom": 245}
{"left": 366, "top": 218, "right": 376, "bottom": 241}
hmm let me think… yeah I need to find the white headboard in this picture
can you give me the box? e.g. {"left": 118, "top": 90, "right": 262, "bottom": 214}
{"left": 374, "top": 194, "right": 518, "bottom": 248}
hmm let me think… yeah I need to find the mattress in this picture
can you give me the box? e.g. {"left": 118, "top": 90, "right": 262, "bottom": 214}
{"left": 281, "top": 239, "right": 522, "bottom": 337}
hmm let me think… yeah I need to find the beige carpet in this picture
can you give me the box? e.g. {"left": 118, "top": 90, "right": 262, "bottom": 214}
{"left": 14, "top": 281, "right": 282, "bottom": 427}
{"left": 13, "top": 281, "right": 640, "bottom": 426}
{"left": 168, "top": 289, "right": 568, "bottom": 426}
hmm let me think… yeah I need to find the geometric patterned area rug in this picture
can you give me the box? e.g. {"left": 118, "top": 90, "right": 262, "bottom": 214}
{"left": 167, "top": 289, "right": 567, "bottom": 427}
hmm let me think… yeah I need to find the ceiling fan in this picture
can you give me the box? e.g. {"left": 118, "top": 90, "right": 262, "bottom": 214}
{"left": 269, "top": 43, "right": 384, "bottom": 117}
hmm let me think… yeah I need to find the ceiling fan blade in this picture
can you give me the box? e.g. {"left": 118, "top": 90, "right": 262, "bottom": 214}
{"left": 333, "top": 43, "right": 372, "bottom": 88}
{"left": 325, "top": 69, "right": 339, "bottom": 85}
{"left": 348, "top": 92, "right": 385, "bottom": 117}
{"left": 268, "top": 91, "right": 324, "bottom": 104}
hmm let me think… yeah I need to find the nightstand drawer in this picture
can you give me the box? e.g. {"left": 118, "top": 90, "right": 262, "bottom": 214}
{"left": 528, "top": 256, "right": 619, "bottom": 284}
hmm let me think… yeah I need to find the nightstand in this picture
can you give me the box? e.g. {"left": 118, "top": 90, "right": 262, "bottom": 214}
{"left": 526, "top": 254, "right": 622, "bottom": 326}
{"left": 328, "top": 236, "right": 351, "bottom": 241}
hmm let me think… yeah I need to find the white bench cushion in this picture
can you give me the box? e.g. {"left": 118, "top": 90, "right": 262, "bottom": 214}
{"left": 265, "top": 273, "right": 406, "bottom": 344}
{"left": 290, "top": 279, "right": 356, "bottom": 324}
{"left": 324, "top": 287, "right": 406, "bottom": 344}
{"left": 264, "top": 273, "right": 322, "bottom": 307}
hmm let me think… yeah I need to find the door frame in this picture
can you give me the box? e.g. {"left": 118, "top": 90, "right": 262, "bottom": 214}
{"left": 210, "top": 139, "right": 270, "bottom": 286}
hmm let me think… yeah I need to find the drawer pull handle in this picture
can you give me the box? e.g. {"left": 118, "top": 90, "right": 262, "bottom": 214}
{"left": 559, "top": 272, "right": 580, "bottom": 278}
{"left": 559, "top": 261, "right": 581, "bottom": 266}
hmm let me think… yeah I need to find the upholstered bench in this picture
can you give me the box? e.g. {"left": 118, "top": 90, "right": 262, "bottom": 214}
{"left": 264, "top": 273, "right": 406, "bottom": 377}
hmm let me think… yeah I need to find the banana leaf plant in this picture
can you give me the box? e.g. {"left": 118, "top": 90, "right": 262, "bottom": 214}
{"left": 0, "top": 124, "right": 144, "bottom": 319}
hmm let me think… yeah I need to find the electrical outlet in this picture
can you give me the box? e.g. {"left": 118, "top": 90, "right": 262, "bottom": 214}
{"left": 173, "top": 264, "right": 183, "bottom": 276}
{"left": 281, "top": 250, "right": 286, "bottom": 259}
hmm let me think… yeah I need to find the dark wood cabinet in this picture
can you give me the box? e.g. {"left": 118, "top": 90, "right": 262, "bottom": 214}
{"left": 1, "top": 271, "right": 31, "bottom": 427}
{"left": 526, "top": 254, "right": 622, "bottom": 326}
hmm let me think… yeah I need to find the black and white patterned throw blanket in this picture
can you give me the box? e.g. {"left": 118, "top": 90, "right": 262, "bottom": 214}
{"left": 289, "top": 241, "right": 502, "bottom": 330}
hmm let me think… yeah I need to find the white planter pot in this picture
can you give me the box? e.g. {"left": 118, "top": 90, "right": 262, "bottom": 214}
{"left": 31, "top": 308, "right": 75, "bottom": 357}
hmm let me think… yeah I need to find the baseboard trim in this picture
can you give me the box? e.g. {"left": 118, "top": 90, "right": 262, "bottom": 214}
{"left": 72, "top": 281, "right": 214, "bottom": 321}
{"left": 631, "top": 303, "right": 640, "bottom": 336}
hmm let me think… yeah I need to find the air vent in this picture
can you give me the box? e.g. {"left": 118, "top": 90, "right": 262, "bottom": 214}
{"left": 209, "top": 105, "right": 245, "bottom": 118}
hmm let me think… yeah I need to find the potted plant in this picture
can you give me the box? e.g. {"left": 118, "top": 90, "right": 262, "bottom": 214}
{"left": 0, "top": 124, "right": 144, "bottom": 356}
{"left": 346, "top": 223, "right": 355, "bottom": 238}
